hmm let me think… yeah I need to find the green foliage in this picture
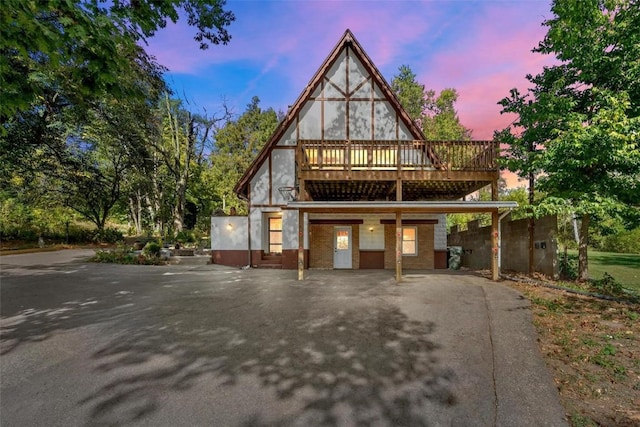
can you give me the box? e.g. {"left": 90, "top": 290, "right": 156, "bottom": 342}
{"left": 93, "top": 227, "right": 124, "bottom": 244}
{"left": 497, "top": 0, "right": 640, "bottom": 281}
{"left": 143, "top": 241, "right": 161, "bottom": 257}
{"left": 175, "top": 230, "right": 196, "bottom": 244}
{"left": 590, "top": 273, "right": 623, "bottom": 296}
{"left": 390, "top": 65, "right": 427, "bottom": 122}
{"left": 600, "top": 227, "right": 640, "bottom": 254}
{"left": 391, "top": 65, "right": 471, "bottom": 140}
{"left": 91, "top": 245, "right": 142, "bottom": 264}
{"left": 210, "top": 96, "right": 278, "bottom": 214}
{"left": 91, "top": 244, "right": 164, "bottom": 265}
{"left": 559, "top": 252, "right": 579, "bottom": 281}
{"left": 0, "top": 0, "right": 234, "bottom": 121}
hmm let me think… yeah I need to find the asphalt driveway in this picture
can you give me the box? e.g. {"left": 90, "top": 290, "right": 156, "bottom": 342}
{"left": 0, "top": 250, "right": 567, "bottom": 426}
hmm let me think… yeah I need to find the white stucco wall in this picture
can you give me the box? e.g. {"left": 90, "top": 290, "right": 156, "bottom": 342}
{"left": 249, "top": 208, "right": 263, "bottom": 249}
{"left": 271, "top": 149, "right": 296, "bottom": 205}
{"left": 282, "top": 210, "right": 298, "bottom": 250}
{"left": 211, "top": 216, "right": 248, "bottom": 250}
{"left": 276, "top": 121, "right": 297, "bottom": 146}
{"left": 250, "top": 161, "right": 270, "bottom": 205}
{"left": 349, "top": 101, "right": 372, "bottom": 140}
{"left": 373, "top": 101, "right": 397, "bottom": 140}
{"left": 299, "top": 100, "right": 321, "bottom": 139}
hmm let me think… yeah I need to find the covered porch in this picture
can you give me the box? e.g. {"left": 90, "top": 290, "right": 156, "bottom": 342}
{"left": 288, "top": 201, "right": 518, "bottom": 282}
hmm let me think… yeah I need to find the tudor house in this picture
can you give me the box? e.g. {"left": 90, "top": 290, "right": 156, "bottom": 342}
{"left": 211, "top": 30, "right": 516, "bottom": 280}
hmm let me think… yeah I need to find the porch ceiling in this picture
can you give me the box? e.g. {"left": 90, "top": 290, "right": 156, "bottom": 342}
{"left": 304, "top": 179, "right": 492, "bottom": 201}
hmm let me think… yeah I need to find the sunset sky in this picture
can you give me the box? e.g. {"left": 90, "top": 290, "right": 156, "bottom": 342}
{"left": 146, "top": 0, "right": 558, "bottom": 186}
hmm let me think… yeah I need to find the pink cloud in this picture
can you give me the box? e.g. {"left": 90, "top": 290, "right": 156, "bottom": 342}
{"left": 417, "top": 3, "right": 556, "bottom": 139}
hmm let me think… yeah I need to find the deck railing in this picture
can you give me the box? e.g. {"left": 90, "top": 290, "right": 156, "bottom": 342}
{"left": 298, "top": 140, "right": 497, "bottom": 171}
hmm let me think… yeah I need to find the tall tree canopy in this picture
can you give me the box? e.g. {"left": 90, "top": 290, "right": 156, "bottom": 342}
{"left": 0, "top": 0, "right": 235, "bottom": 121}
{"left": 209, "top": 97, "right": 279, "bottom": 214}
{"left": 391, "top": 65, "right": 471, "bottom": 140}
{"left": 497, "top": 0, "right": 640, "bottom": 280}
{"left": 0, "top": 0, "right": 235, "bottom": 236}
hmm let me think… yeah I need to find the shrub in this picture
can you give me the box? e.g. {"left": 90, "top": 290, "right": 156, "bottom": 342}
{"left": 143, "top": 241, "right": 161, "bottom": 257}
{"left": 90, "top": 243, "right": 165, "bottom": 265}
{"left": 175, "top": 230, "right": 196, "bottom": 243}
{"left": 91, "top": 246, "right": 136, "bottom": 264}
{"left": 559, "top": 252, "right": 578, "bottom": 280}
{"left": 590, "top": 273, "right": 624, "bottom": 296}
{"left": 92, "top": 227, "right": 124, "bottom": 244}
{"left": 601, "top": 227, "right": 640, "bottom": 254}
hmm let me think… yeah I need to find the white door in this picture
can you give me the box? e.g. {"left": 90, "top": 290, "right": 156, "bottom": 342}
{"left": 333, "top": 226, "right": 352, "bottom": 269}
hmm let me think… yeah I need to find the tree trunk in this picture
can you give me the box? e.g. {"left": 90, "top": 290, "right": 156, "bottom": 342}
{"left": 578, "top": 214, "right": 590, "bottom": 282}
{"left": 173, "top": 178, "right": 186, "bottom": 232}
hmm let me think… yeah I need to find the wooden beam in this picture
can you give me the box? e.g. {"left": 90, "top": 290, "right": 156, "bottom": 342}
{"left": 396, "top": 177, "right": 402, "bottom": 201}
{"left": 491, "top": 210, "right": 499, "bottom": 281}
{"left": 396, "top": 211, "right": 402, "bottom": 282}
{"left": 309, "top": 219, "right": 364, "bottom": 225}
{"left": 380, "top": 219, "right": 438, "bottom": 225}
{"left": 283, "top": 206, "right": 509, "bottom": 214}
{"left": 299, "top": 169, "right": 498, "bottom": 182}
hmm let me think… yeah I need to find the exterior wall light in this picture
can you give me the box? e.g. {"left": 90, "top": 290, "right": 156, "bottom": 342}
{"left": 369, "top": 227, "right": 374, "bottom": 232}
{"left": 227, "top": 223, "right": 233, "bottom": 230}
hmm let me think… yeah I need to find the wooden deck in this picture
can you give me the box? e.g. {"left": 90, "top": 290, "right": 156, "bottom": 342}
{"left": 296, "top": 140, "right": 499, "bottom": 201}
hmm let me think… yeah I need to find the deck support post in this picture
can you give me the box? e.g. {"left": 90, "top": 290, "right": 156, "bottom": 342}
{"left": 298, "top": 209, "right": 304, "bottom": 280}
{"left": 491, "top": 209, "right": 499, "bottom": 281}
{"left": 395, "top": 210, "right": 402, "bottom": 282}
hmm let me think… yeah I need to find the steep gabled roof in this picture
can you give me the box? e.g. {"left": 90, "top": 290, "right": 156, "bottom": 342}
{"left": 234, "top": 29, "right": 425, "bottom": 200}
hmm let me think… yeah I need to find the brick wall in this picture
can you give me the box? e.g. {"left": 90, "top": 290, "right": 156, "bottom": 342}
{"left": 448, "top": 214, "right": 558, "bottom": 278}
{"left": 309, "top": 225, "right": 333, "bottom": 268}
{"left": 383, "top": 224, "right": 434, "bottom": 269}
{"left": 309, "top": 225, "right": 360, "bottom": 269}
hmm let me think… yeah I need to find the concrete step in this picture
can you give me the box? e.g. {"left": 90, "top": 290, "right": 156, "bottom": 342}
{"left": 257, "top": 263, "right": 282, "bottom": 269}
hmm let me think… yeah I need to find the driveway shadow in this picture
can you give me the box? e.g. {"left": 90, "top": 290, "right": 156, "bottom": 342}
{"left": 1, "top": 266, "right": 459, "bottom": 425}
{"left": 81, "top": 282, "right": 455, "bottom": 425}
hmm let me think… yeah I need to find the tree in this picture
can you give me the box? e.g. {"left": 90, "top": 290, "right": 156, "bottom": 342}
{"left": 0, "top": 0, "right": 234, "bottom": 122}
{"left": 391, "top": 65, "right": 428, "bottom": 124}
{"left": 391, "top": 65, "right": 471, "bottom": 140}
{"left": 498, "top": 0, "right": 640, "bottom": 281}
{"left": 211, "top": 97, "right": 278, "bottom": 214}
{"left": 150, "top": 95, "right": 231, "bottom": 233}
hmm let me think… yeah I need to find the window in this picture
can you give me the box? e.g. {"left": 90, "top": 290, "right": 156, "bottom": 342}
{"left": 402, "top": 227, "right": 417, "bottom": 255}
{"left": 268, "top": 217, "right": 282, "bottom": 254}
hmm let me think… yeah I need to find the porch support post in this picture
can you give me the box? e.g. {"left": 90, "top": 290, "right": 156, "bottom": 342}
{"left": 298, "top": 209, "right": 305, "bottom": 280}
{"left": 491, "top": 209, "right": 499, "bottom": 281}
{"left": 395, "top": 210, "right": 402, "bottom": 282}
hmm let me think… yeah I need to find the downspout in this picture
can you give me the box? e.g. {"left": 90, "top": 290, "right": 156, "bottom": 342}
{"left": 497, "top": 209, "right": 513, "bottom": 275}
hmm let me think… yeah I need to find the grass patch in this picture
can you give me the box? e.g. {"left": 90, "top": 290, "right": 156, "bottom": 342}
{"left": 566, "top": 250, "right": 640, "bottom": 292}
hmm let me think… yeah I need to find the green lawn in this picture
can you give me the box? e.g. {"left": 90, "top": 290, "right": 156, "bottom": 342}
{"left": 567, "top": 250, "right": 640, "bottom": 291}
